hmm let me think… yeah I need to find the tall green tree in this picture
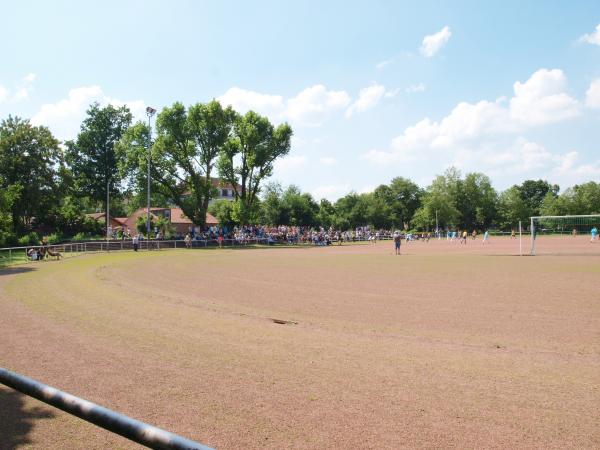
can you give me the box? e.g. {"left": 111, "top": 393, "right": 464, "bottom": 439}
{"left": 516, "top": 179, "right": 559, "bottom": 217}
{"left": 316, "top": 199, "right": 336, "bottom": 229}
{"left": 281, "top": 185, "right": 318, "bottom": 226}
{"left": 412, "top": 169, "right": 461, "bottom": 230}
{"left": 459, "top": 172, "right": 498, "bottom": 229}
{"left": 65, "top": 103, "right": 132, "bottom": 217}
{"left": 118, "top": 100, "right": 235, "bottom": 227}
{"left": 218, "top": 111, "right": 293, "bottom": 224}
{"left": 373, "top": 177, "right": 422, "bottom": 227}
{"left": 0, "top": 116, "right": 62, "bottom": 232}
{"left": 497, "top": 186, "right": 530, "bottom": 229}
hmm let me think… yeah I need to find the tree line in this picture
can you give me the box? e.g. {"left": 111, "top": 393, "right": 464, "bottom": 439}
{"left": 0, "top": 101, "right": 599, "bottom": 247}
{"left": 219, "top": 173, "right": 599, "bottom": 232}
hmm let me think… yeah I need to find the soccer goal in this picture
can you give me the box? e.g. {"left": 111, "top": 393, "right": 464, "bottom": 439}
{"left": 530, "top": 214, "right": 600, "bottom": 255}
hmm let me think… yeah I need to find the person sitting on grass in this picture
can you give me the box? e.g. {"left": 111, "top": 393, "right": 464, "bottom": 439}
{"left": 27, "top": 247, "right": 39, "bottom": 261}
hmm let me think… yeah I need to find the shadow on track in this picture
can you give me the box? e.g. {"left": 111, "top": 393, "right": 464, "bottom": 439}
{"left": 0, "top": 387, "right": 55, "bottom": 450}
{"left": 0, "top": 267, "right": 35, "bottom": 277}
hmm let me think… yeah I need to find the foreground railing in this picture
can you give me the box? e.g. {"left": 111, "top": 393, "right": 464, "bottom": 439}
{"left": 0, "top": 368, "right": 212, "bottom": 450}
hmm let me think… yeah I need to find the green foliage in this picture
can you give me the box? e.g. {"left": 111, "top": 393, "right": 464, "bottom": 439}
{"left": 45, "top": 233, "right": 63, "bottom": 244}
{"left": 334, "top": 193, "right": 369, "bottom": 229}
{"left": 65, "top": 103, "right": 132, "bottom": 216}
{"left": 218, "top": 111, "right": 293, "bottom": 224}
{"left": 540, "top": 181, "right": 600, "bottom": 216}
{"left": 209, "top": 200, "right": 236, "bottom": 229}
{"left": 0, "top": 116, "right": 61, "bottom": 232}
{"left": 18, "top": 232, "right": 40, "bottom": 246}
{"left": 72, "top": 231, "right": 102, "bottom": 241}
{"left": 53, "top": 196, "right": 103, "bottom": 236}
{"left": 516, "top": 179, "right": 559, "bottom": 216}
{"left": 316, "top": 199, "right": 336, "bottom": 229}
{"left": 373, "top": 177, "right": 423, "bottom": 227}
{"left": 459, "top": 173, "right": 497, "bottom": 228}
{"left": 413, "top": 170, "right": 461, "bottom": 230}
{"left": 497, "top": 186, "right": 530, "bottom": 228}
{"left": 117, "top": 100, "right": 234, "bottom": 227}
{"left": 136, "top": 214, "right": 155, "bottom": 237}
{"left": 155, "top": 215, "right": 175, "bottom": 238}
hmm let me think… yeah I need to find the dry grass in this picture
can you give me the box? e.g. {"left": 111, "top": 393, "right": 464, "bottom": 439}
{"left": 0, "top": 237, "right": 599, "bottom": 449}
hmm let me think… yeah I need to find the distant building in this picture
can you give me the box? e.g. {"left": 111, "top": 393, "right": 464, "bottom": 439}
{"left": 181, "top": 178, "right": 237, "bottom": 204}
{"left": 87, "top": 207, "right": 218, "bottom": 236}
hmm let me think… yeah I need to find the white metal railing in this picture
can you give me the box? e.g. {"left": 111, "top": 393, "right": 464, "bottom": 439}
{"left": 0, "top": 236, "right": 390, "bottom": 267}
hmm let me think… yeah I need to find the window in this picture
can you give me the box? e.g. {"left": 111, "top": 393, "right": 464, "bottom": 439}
{"left": 221, "top": 189, "right": 228, "bottom": 197}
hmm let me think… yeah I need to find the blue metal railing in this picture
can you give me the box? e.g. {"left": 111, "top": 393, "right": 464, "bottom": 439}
{"left": 0, "top": 368, "right": 213, "bottom": 450}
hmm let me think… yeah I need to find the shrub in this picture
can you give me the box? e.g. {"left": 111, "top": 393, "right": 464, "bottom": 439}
{"left": 0, "top": 231, "right": 17, "bottom": 248}
{"left": 72, "top": 232, "right": 101, "bottom": 241}
{"left": 18, "top": 232, "right": 40, "bottom": 246}
{"left": 45, "top": 233, "right": 63, "bottom": 244}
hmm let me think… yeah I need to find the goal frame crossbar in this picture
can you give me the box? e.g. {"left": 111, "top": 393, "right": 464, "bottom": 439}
{"left": 530, "top": 214, "right": 600, "bottom": 255}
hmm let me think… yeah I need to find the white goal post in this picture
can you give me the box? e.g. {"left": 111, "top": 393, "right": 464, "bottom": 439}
{"left": 530, "top": 214, "right": 600, "bottom": 255}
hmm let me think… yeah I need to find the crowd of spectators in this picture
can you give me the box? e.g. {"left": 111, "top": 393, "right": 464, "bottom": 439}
{"left": 179, "top": 225, "right": 397, "bottom": 246}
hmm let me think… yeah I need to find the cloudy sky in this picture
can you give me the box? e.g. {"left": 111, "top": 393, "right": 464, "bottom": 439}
{"left": 2, "top": 1, "right": 600, "bottom": 200}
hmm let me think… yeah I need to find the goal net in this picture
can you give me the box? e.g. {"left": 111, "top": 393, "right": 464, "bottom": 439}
{"left": 530, "top": 215, "right": 600, "bottom": 255}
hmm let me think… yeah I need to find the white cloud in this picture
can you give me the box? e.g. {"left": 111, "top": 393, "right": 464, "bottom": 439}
{"left": 217, "top": 87, "right": 285, "bottom": 120}
{"left": 13, "top": 73, "right": 36, "bottom": 101}
{"left": 509, "top": 69, "right": 580, "bottom": 125}
{"left": 274, "top": 154, "right": 307, "bottom": 172}
{"left": 319, "top": 156, "right": 337, "bottom": 165}
{"left": 548, "top": 150, "right": 600, "bottom": 186}
{"left": 1, "top": 73, "right": 37, "bottom": 102}
{"left": 375, "top": 59, "right": 393, "bottom": 70}
{"left": 286, "top": 85, "right": 351, "bottom": 126}
{"left": 346, "top": 83, "right": 386, "bottom": 117}
{"left": 384, "top": 88, "right": 400, "bottom": 98}
{"left": 218, "top": 84, "right": 350, "bottom": 127}
{"left": 405, "top": 82, "right": 426, "bottom": 93}
{"left": 31, "top": 86, "right": 146, "bottom": 141}
{"left": 362, "top": 68, "right": 580, "bottom": 164}
{"left": 579, "top": 23, "right": 600, "bottom": 46}
{"left": 420, "top": 26, "right": 451, "bottom": 58}
{"left": 311, "top": 184, "right": 351, "bottom": 201}
{"left": 585, "top": 79, "right": 600, "bottom": 108}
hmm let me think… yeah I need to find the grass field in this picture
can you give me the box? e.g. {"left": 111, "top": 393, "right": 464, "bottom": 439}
{"left": 1, "top": 237, "right": 599, "bottom": 449}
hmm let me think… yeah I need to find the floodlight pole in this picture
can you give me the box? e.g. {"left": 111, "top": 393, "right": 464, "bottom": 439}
{"left": 106, "top": 179, "right": 110, "bottom": 242}
{"left": 146, "top": 107, "right": 157, "bottom": 240}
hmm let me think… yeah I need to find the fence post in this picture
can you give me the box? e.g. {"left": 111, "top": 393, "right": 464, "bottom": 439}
{"left": 8, "top": 248, "right": 11, "bottom": 264}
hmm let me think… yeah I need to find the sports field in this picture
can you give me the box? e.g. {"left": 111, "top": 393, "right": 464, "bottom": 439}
{"left": 1, "top": 237, "right": 599, "bottom": 449}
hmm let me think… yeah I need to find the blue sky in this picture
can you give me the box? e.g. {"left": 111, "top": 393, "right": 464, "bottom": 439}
{"left": 2, "top": 0, "right": 600, "bottom": 199}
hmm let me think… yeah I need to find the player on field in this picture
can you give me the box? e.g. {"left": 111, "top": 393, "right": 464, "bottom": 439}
{"left": 393, "top": 231, "right": 401, "bottom": 255}
{"left": 482, "top": 230, "right": 489, "bottom": 244}
{"left": 591, "top": 226, "right": 598, "bottom": 242}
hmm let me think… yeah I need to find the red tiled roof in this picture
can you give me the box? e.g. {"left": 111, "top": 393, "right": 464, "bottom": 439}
{"left": 206, "top": 212, "right": 218, "bottom": 225}
{"left": 170, "top": 208, "right": 192, "bottom": 224}
{"left": 86, "top": 213, "right": 126, "bottom": 225}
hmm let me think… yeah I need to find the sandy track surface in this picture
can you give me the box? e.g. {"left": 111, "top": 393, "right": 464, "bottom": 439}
{"left": 1, "top": 238, "right": 599, "bottom": 449}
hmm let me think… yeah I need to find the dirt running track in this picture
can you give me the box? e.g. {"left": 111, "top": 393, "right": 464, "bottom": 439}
{"left": 1, "top": 237, "right": 599, "bottom": 449}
